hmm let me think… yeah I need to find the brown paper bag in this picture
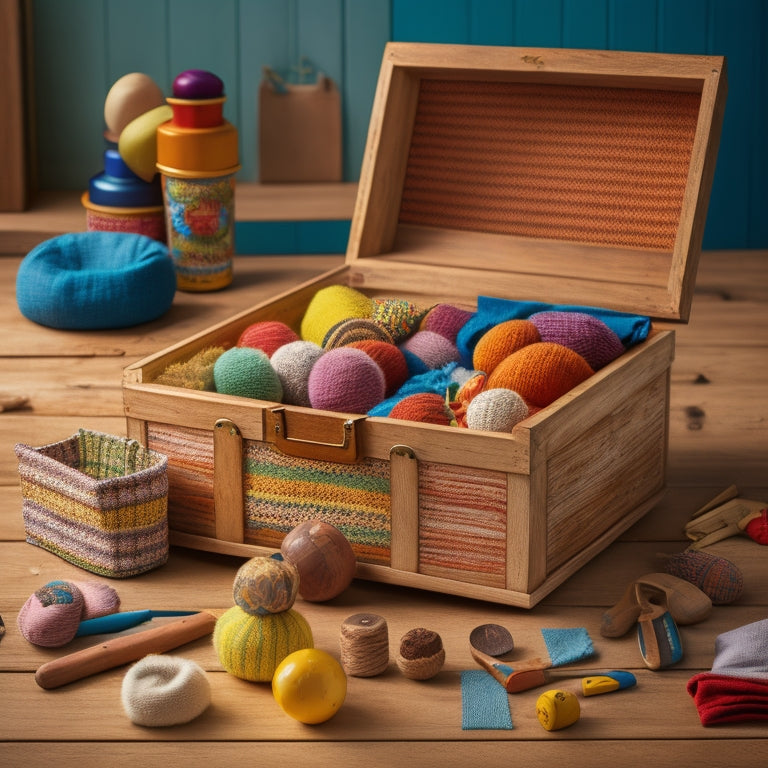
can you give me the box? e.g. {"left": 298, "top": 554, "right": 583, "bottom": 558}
{"left": 259, "top": 70, "right": 342, "bottom": 183}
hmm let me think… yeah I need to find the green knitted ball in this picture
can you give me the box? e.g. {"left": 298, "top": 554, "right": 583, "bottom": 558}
{"left": 213, "top": 605, "right": 314, "bottom": 682}
{"left": 213, "top": 346, "right": 283, "bottom": 401}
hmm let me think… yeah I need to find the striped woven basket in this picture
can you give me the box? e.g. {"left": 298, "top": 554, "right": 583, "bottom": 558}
{"left": 15, "top": 429, "right": 169, "bottom": 577}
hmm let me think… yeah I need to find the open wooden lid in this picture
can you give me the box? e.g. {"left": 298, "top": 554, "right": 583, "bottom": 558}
{"left": 347, "top": 43, "right": 727, "bottom": 322}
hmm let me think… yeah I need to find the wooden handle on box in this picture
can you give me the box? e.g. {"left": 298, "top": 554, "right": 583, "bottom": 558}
{"left": 35, "top": 611, "right": 216, "bottom": 690}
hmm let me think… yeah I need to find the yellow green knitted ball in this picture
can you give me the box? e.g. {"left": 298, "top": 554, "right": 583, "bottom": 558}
{"left": 213, "top": 606, "right": 314, "bottom": 682}
{"left": 300, "top": 285, "right": 373, "bottom": 346}
{"left": 233, "top": 555, "right": 300, "bottom": 615}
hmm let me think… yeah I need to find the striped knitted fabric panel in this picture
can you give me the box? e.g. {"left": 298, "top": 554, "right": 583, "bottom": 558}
{"left": 243, "top": 443, "right": 391, "bottom": 563}
{"left": 418, "top": 462, "right": 507, "bottom": 584}
{"left": 147, "top": 423, "right": 216, "bottom": 538}
{"left": 400, "top": 79, "right": 699, "bottom": 250}
{"left": 16, "top": 430, "right": 168, "bottom": 577}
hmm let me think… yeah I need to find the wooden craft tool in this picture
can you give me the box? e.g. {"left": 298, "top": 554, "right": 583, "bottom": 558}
{"left": 35, "top": 611, "right": 216, "bottom": 689}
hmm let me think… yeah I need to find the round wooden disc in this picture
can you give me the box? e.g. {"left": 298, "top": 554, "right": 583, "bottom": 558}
{"left": 469, "top": 623, "right": 514, "bottom": 657}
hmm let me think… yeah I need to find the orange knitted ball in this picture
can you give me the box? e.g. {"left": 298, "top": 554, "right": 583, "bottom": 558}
{"left": 487, "top": 342, "right": 594, "bottom": 408}
{"left": 472, "top": 319, "right": 541, "bottom": 374}
{"left": 348, "top": 340, "right": 409, "bottom": 396}
{"left": 389, "top": 393, "right": 454, "bottom": 426}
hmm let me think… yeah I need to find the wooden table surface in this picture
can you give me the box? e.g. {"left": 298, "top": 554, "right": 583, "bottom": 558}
{"left": 1, "top": 247, "right": 766, "bottom": 767}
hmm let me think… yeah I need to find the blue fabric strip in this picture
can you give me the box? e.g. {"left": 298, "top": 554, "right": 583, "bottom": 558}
{"left": 541, "top": 627, "right": 594, "bottom": 667}
{"left": 460, "top": 670, "right": 514, "bottom": 730}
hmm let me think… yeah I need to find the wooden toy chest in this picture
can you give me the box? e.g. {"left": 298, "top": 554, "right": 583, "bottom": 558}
{"left": 123, "top": 44, "right": 726, "bottom": 608}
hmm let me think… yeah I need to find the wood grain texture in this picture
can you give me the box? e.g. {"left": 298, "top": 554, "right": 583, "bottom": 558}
{"left": 0, "top": 248, "right": 766, "bottom": 762}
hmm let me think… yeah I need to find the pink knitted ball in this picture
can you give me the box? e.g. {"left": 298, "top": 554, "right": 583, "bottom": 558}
{"left": 400, "top": 330, "right": 461, "bottom": 370}
{"left": 528, "top": 311, "right": 625, "bottom": 370}
{"left": 270, "top": 340, "right": 324, "bottom": 407}
{"left": 389, "top": 393, "right": 454, "bottom": 426}
{"left": 308, "top": 347, "right": 386, "bottom": 414}
{"left": 348, "top": 340, "right": 409, "bottom": 396}
{"left": 419, "top": 303, "right": 474, "bottom": 342}
{"left": 237, "top": 321, "right": 300, "bottom": 357}
{"left": 487, "top": 342, "right": 594, "bottom": 408}
{"left": 17, "top": 580, "right": 85, "bottom": 648}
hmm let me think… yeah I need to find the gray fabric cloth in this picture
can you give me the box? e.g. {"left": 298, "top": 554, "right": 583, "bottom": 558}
{"left": 711, "top": 618, "right": 768, "bottom": 679}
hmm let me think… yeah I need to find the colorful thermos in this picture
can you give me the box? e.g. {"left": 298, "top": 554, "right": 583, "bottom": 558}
{"left": 156, "top": 70, "right": 240, "bottom": 292}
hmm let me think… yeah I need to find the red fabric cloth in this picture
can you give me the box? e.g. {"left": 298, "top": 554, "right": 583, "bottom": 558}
{"left": 687, "top": 672, "right": 768, "bottom": 726}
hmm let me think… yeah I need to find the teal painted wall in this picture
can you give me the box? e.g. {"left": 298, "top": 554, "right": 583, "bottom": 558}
{"left": 32, "top": 0, "right": 767, "bottom": 249}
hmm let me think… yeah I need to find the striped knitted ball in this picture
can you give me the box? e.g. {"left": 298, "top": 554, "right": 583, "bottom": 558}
{"left": 529, "top": 311, "right": 625, "bottom": 370}
{"left": 322, "top": 318, "right": 393, "bottom": 350}
{"left": 348, "top": 340, "right": 409, "bottom": 396}
{"left": 213, "top": 605, "right": 314, "bottom": 682}
{"left": 300, "top": 285, "right": 373, "bottom": 346}
{"left": 233, "top": 555, "right": 300, "bottom": 615}
{"left": 419, "top": 303, "right": 474, "bottom": 343}
{"left": 213, "top": 346, "right": 283, "bottom": 401}
{"left": 472, "top": 319, "right": 541, "bottom": 375}
{"left": 371, "top": 298, "right": 427, "bottom": 341}
{"left": 400, "top": 330, "right": 461, "bottom": 370}
{"left": 270, "top": 340, "right": 324, "bottom": 407}
{"left": 389, "top": 392, "right": 454, "bottom": 426}
{"left": 664, "top": 550, "right": 744, "bottom": 605}
{"left": 308, "top": 346, "right": 386, "bottom": 413}
{"left": 487, "top": 342, "right": 594, "bottom": 408}
{"left": 465, "top": 388, "right": 529, "bottom": 432}
{"left": 237, "top": 320, "right": 299, "bottom": 357}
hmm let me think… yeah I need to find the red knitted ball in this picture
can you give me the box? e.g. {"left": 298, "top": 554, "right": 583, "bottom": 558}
{"left": 744, "top": 508, "right": 768, "bottom": 545}
{"left": 472, "top": 319, "right": 541, "bottom": 374}
{"left": 487, "top": 342, "right": 594, "bottom": 408}
{"left": 238, "top": 321, "right": 299, "bottom": 357}
{"left": 419, "top": 303, "right": 474, "bottom": 343}
{"left": 348, "top": 340, "right": 409, "bottom": 397}
{"left": 529, "top": 311, "right": 625, "bottom": 370}
{"left": 664, "top": 550, "right": 744, "bottom": 605}
{"left": 400, "top": 330, "right": 461, "bottom": 370}
{"left": 389, "top": 393, "right": 454, "bottom": 426}
{"left": 308, "top": 346, "right": 386, "bottom": 414}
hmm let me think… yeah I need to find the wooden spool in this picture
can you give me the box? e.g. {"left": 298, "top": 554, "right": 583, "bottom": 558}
{"left": 339, "top": 613, "right": 389, "bottom": 677}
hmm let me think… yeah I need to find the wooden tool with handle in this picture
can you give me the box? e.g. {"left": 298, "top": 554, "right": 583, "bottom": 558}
{"left": 35, "top": 611, "right": 216, "bottom": 690}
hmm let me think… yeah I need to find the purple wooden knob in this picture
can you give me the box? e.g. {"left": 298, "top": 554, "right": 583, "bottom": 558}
{"left": 172, "top": 70, "right": 224, "bottom": 99}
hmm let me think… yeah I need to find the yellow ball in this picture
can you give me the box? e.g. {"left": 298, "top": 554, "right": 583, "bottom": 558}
{"left": 300, "top": 285, "right": 373, "bottom": 346}
{"left": 272, "top": 648, "right": 347, "bottom": 724}
{"left": 535, "top": 689, "right": 580, "bottom": 731}
{"left": 118, "top": 104, "right": 173, "bottom": 182}
{"left": 213, "top": 606, "right": 313, "bottom": 682}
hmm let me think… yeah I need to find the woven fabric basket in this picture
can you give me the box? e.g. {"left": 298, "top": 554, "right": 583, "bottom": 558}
{"left": 15, "top": 429, "right": 169, "bottom": 577}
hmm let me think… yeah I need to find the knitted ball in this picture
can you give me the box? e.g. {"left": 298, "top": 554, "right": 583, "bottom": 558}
{"left": 664, "top": 550, "right": 744, "bottom": 605}
{"left": 121, "top": 655, "right": 211, "bottom": 726}
{"left": 419, "top": 303, "right": 474, "bottom": 343}
{"left": 529, "top": 311, "right": 625, "bottom": 370}
{"left": 322, "top": 318, "right": 393, "bottom": 350}
{"left": 213, "top": 605, "right": 313, "bottom": 682}
{"left": 17, "top": 580, "right": 85, "bottom": 648}
{"left": 472, "top": 319, "right": 541, "bottom": 375}
{"left": 744, "top": 508, "right": 768, "bottom": 545}
{"left": 487, "top": 342, "right": 594, "bottom": 408}
{"left": 233, "top": 555, "right": 299, "bottom": 615}
{"left": 213, "top": 346, "right": 283, "bottom": 401}
{"left": 371, "top": 298, "right": 427, "bottom": 342}
{"left": 348, "top": 340, "right": 409, "bottom": 396}
{"left": 75, "top": 581, "right": 121, "bottom": 620}
{"left": 237, "top": 321, "right": 299, "bottom": 357}
{"left": 308, "top": 347, "right": 386, "bottom": 413}
{"left": 270, "top": 340, "right": 324, "bottom": 407}
{"left": 400, "top": 331, "right": 461, "bottom": 371}
{"left": 300, "top": 285, "right": 373, "bottom": 346}
{"left": 466, "top": 388, "right": 530, "bottom": 432}
{"left": 389, "top": 392, "right": 455, "bottom": 426}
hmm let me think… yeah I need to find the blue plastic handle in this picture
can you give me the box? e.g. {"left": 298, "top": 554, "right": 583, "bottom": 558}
{"left": 76, "top": 609, "right": 197, "bottom": 636}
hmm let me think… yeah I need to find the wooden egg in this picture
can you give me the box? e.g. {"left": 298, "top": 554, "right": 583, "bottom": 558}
{"left": 280, "top": 520, "right": 357, "bottom": 602}
{"left": 233, "top": 554, "right": 299, "bottom": 615}
{"left": 104, "top": 72, "right": 165, "bottom": 142}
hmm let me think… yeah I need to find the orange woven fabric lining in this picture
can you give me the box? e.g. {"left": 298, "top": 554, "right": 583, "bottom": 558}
{"left": 399, "top": 79, "right": 701, "bottom": 250}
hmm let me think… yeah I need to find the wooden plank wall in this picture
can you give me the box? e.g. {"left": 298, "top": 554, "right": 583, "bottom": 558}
{"left": 25, "top": 0, "right": 768, "bottom": 250}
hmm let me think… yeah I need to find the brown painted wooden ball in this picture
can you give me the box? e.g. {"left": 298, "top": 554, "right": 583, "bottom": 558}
{"left": 280, "top": 520, "right": 357, "bottom": 602}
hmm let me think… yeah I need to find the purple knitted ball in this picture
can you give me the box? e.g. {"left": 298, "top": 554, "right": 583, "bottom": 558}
{"left": 528, "top": 311, "right": 625, "bottom": 371}
{"left": 308, "top": 347, "right": 386, "bottom": 413}
{"left": 270, "top": 340, "right": 324, "bottom": 407}
{"left": 419, "top": 303, "right": 474, "bottom": 342}
{"left": 400, "top": 330, "right": 461, "bottom": 370}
